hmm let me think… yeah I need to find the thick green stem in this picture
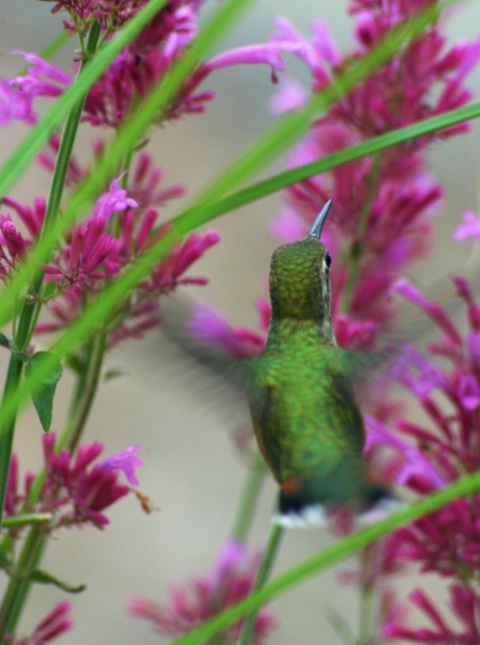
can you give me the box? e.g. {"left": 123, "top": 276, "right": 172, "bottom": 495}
{"left": 236, "top": 523, "right": 284, "bottom": 645}
{"left": 231, "top": 453, "right": 266, "bottom": 543}
{"left": 0, "top": 22, "right": 102, "bottom": 528}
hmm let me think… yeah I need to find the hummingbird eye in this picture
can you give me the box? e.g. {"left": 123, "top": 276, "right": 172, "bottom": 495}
{"left": 325, "top": 254, "right": 332, "bottom": 269}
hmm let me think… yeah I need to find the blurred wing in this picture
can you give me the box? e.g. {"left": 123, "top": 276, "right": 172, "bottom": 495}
{"left": 159, "top": 293, "right": 264, "bottom": 400}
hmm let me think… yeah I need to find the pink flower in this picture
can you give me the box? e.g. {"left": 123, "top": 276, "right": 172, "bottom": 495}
{"left": 98, "top": 445, "right": 146, "bottom": 486}
{"left": 6, "top": 601, "right": 73, "bottom": 645}
{"left": 184, "top": 299, "right": 265, "bottom": 359}
{"left": 1, "top": 51, "right": 71, "bottom": 124}
{"left": 384, "top": 585, "right": 480, "bottom": 643}
{"left": 453, "top": 211, "right": 480, "bottom": 242}
{"left": 0, "top": 79, "right": 31, "bottom": 125}
{"left": 126, "top": 539, "right": 277, "bottom": 643}
{"left": 41, "top": 0, "right": 151, "bottom": 34}
{"left": 0, "top": 215, "right": 30, "bottom": 280}
{"left": 5, "top": 433, "right": 144, "bottom": 531}
{"left": 81, "top": 1, "right": 298, "bottom": 127}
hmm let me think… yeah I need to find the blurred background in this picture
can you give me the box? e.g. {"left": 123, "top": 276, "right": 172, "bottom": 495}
{"left": 1, "top": 1, "right": 480, "bottom": 643}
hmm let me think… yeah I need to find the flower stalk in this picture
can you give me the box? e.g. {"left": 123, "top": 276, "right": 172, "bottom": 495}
{"left": 0, "top": 22, "right": 102, "bottom": 528}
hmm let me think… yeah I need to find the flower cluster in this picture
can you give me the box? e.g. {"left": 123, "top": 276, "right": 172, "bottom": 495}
{"left": 367, "top": 236, "right": 480, "bottom": 641}
{"left": 268, "top": 0, "right": 480, "bottom": 345}
{"left": 77, "top": 1, "right": 298, "bottom": 128}
{"left": 5, "top": 433, "right": 145, "bottom": 531}
{"left": 255, "top": 1, "right": 480, "bottom": 642}
{"left": 0, "top": 171, "right": 219, "bottom": 344}
{"left": 127, "top": 539, "right": 276, "bottom": 644}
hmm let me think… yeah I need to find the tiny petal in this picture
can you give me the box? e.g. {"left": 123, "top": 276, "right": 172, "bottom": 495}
{"left": 98, "top": 445, "right": 146, "bottom": 486}
{"left": 453, "top": 210, "right": 480, "bottom": 242}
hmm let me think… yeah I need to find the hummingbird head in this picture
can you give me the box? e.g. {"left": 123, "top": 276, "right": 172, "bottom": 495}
{"left": 269, "top": 201, "right": 334, "bottom": 338}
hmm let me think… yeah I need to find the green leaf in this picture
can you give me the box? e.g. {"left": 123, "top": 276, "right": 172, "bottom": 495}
{"left": 30, "top": 568, "right": 86, "bottom": 594}
{"left": 26, "top": 352, "right": 63, "bottom": 433}
{"left": 0, "top": 334, "right": 10, "bottom": 349}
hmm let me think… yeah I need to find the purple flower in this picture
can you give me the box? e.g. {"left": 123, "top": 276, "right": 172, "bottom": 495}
{"left": 40, "top": 0, "right": 151, "bottom": 34}
{"left": 1, "top": 51, "right": 71, "bottom": 125}
{"left": 126, "top": 539, "right": 277, "bottom": 643}
{"left": 5, "top": 433, "right": 144, "bottom": 531}
{"left": 267, "top": 3, "right": 480, "bottom": 356}
{"left": 80, "top": 2, "right": 296, "bottom": 128}
{"left": 384, "top": 585, "right": 480, "bottom": 643}
{"left": 365, "top": 415, "right": 445, "bottom": 490}
{"left": 0, "top": 216, "right": 28, "bottom": 279}
{"left": 453, "top": 210, "right": 480, "bottom": 242}
{"left": 6, "top": 601, "right": 73, "bottom": 645}
{"left": 185, "top": 299, "right": 264, "bottom": 359}
{"left": 97, "top": 445, "right": 146, "bottom": 486}
{"left": 0, "top": 79, "right": 31, "bottom": 126}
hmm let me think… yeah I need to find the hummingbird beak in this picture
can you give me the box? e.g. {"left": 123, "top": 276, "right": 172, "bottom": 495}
{"left": 307, "top": 199, "right": 332, "bottom": 240}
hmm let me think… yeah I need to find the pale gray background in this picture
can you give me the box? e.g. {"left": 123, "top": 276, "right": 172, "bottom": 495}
{"left": 0, "top": 1, "right": 479, "bottom": 643}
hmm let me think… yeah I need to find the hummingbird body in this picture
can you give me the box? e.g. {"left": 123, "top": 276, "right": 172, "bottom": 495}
{"left": 247, "top": 204, "right": 389, "bottom": 519}
{"left": 163, "top": 201, "right": 390, "bottom": 523}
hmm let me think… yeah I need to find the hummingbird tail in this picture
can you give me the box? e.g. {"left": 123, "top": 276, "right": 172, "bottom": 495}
{"left": 275, "top": 470, "right": 397, "bottom": 528}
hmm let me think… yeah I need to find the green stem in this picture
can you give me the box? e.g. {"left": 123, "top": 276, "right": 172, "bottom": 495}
{"left": 0, "top": 22, "right": 102, "bottom": 528}
{"left": 356, "top": 543, "right": 380, "bottom": 645}
{"left": 62, "top": 330, "right": 108, "bottom": 453}
{"left": 0, "top": 528, "right": 46, "bottom": 641}
{"left": 0, "top": 330, "right": 107, "bottom": 641}
{"left": 237, "top": 523, "right": 284, "bottom": 645}
{"left": 231, "top": 453, "right": 267, "bottom": 543}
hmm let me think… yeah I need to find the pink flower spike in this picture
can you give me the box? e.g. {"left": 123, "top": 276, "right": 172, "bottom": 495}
{"left": 126, "top": 539, "right": 277, "bottom": 641}
{"left": 453, "top": 210, "right": 480, "bottom": 242}
{"left": 98, "top": 445, "right": 146, "bottom": 486}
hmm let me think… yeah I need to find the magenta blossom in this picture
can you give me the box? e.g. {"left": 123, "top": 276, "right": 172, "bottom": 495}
{"left": 6, "top": 601, "right": 73, "bottom": 645}
{"left": 0, "top": 216, "right": 27, "bottom": 279}
{"left": 267, "top": 3, "right": 480, "bottom": 352}
{"left": 98, "top": 445, "right": 146, "bottom": 486}
{"left": 127, "top": 539, "right": 277, "bottom": 643}
{"left": 5, "top": 433, "right": 145, "bottom": 531}
{"left": 184, "top": 299, "right": 265, "bottom": 359}
{"left": 43, "top": 0, "right": 155, "bottom": 35}
{"left": 384, "top": 585, "right": 480, "bottom": 644}
{"left": 81, "top": 1, "right": 304, "bottom": 127}
{"left": 453, "top": 210, "right": 480, "bottom": 242}
{"left": 1, "top": 51, "right": 71, "bottom": 125}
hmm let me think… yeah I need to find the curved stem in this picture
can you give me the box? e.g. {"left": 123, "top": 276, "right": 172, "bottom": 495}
{"left": 236, "top": 523, "right": 284, "bottom": 645}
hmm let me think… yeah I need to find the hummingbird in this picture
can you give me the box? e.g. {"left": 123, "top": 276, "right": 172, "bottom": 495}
{"left": 163, "top": 200, "right": 392, "bottom": 525}
{"left": 246, "top": 200, "right": 391, "bottom": 524}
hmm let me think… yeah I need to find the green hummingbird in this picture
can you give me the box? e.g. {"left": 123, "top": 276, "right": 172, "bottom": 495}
{"left": 246, "top": 200, "right": 390, "bottom": 524}
{"left": 163, "top": 200, "right": 391, "bottom": 525}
